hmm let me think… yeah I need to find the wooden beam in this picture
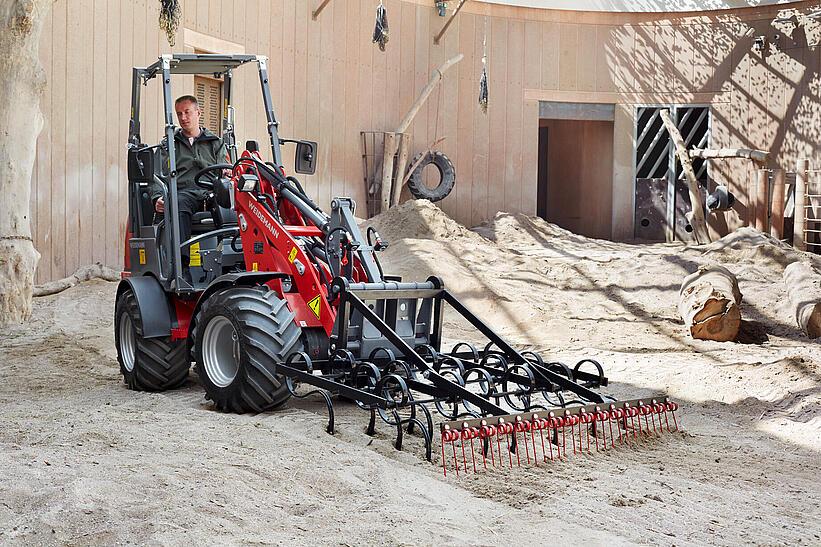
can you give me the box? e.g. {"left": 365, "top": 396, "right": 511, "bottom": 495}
{"left": 312, "top": 0, "right": 333, "bottom": 20}
{"left": 771, "top": 168, "right": 786, "bottom": 240}
{"left": 756, "top": 168, "right": 769, "bottom": 232}
{"left": 659, "top": 109, "right": 711, "bottom": 244}
{"left": 433, "top": 0, "right": 468, "bottom": 45}
{"left": 794, "top": 159, "right": 809, "bottom": 251}
{"left": 689, "top": 148, "right": 769, "bottom": 164}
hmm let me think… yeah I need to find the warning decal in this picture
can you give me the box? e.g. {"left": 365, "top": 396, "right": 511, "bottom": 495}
{"left": 288, "top": 246, "right": 298, "bottom": 263}
{"left": 189, "top": 242, "right": 202, "bottom": 267}
{"left": 307, "top": 295, "right": 321, "bottom": 319}
{"left": 138, "top": 249, "right": 146, "bottom": 265}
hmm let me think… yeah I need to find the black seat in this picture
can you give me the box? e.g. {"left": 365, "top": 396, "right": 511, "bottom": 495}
{"left": 212, "top": 206, "right": 238, "bottom": 228}
{"left": 191, "top": 211, "right": 215, "bottom": 234}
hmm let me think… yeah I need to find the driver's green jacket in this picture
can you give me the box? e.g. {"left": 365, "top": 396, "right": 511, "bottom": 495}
{"left": 151, "top": 127, "right": 228, "bottom": 202}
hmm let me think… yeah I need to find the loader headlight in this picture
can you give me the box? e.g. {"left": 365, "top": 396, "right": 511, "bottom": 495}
{"left": 239, "top": 174, "right": 259, "bottom": 192}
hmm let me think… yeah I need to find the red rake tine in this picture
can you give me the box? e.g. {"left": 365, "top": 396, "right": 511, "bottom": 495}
{"left": 500, "top": 420, "right": 514, "bottom": 468}
{"left": 667, "top": 400, "right": 680, "bottom": 431}
{"left": 547, "top": 413, "right": 558, "bottom": 462}
{"left": 564, "top": 411, "right": 578, "bottom": 456}
{"left": 467, "top": 426, "right": 479, "bottom": 473}
{"left": 580, "top": 411, "right": 593, "bottom": 453}
{"left": 440, "top": 427, "right": 452, "bottom": 476}
{"left": 460, "top": 427, "right": 469, "bottom": 473}
{"left": 515, "top": 417, "right": 531, "bottom": 465}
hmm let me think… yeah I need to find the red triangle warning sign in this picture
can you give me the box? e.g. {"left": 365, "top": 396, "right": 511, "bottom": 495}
{"left": 307, "top": 295, "right": 321, "bottom": 319}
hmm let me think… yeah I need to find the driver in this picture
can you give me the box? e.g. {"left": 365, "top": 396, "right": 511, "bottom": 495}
{"left": 151, "top": 95, "right": 228, "bottom": 278}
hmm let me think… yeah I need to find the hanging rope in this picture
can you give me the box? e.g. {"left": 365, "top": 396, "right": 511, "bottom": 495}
{"left": 373, "top": 0, "right": 389, "bottom": 52}
{"left": 479, "top": 19, "right": 488, "bottom": 114}
{"left": 159, "top": 0, "right": 182, "bottom": 47}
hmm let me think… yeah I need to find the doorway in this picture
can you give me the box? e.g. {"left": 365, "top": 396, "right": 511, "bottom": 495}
{"left": 537, "top": 105, "right": 615, "bottom": 240}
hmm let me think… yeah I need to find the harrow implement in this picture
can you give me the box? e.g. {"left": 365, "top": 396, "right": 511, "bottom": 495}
{"left": 271, "top": 275, "right": 681, "bottom": 475}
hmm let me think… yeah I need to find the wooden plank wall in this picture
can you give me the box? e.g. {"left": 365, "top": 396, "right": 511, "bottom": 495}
{"left": 32, "top": 0, "right": 821, "bottom": 281}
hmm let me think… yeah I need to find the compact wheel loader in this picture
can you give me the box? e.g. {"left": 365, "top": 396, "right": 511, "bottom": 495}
{"left": 116, "top": 54, "right": 679, "bottom": 475}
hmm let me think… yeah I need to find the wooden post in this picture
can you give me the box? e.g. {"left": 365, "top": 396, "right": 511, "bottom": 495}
{"left": 659, "top": 109, "right": 711, "bottom": 244}
{"left": 385, "top": 54, "right": 463, "bottom": 209}
{"left": 433, "top": 0, "right": 469, "bottom": 45}
{"left": 391, "top": 133, "right": 412, "bottom": 207}
{"left": 770, "top": 168, "right": 786, "bottom": 240}
{"left": 379, "top": 132, "right": 398, "bottom": 214}
{"left": 756, "top": 168, "right": 769, "bottom": 232}
{"left": 794, "top": 159, "right": 808, "bottom": 251}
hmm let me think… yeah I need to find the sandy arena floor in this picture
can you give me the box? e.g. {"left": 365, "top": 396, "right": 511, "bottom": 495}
{"left": 1, "top": 200, "right": 819, "bottom": 545}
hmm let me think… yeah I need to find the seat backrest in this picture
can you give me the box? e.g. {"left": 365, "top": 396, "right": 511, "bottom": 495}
{"left": 212, "top": 206, "right": 238, "bottom": 228}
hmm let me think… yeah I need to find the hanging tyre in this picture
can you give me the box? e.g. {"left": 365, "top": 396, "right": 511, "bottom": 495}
{"left": 114, "top": 289, "right": 190, "bottom": 391}
{"left": 407, "top": 150, "right": 455, "bottom": 202}
{"left": 193, "top": 286, "right": 303, "bottom": 413}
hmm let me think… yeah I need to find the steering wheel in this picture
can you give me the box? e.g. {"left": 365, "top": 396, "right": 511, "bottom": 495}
{"left": 193, "top": 163, "right": 234, "bottom": 190}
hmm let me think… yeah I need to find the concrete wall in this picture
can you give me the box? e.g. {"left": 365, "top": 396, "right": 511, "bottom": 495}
{"left": 31, "top": 0, "right": 821, "bottom": 281}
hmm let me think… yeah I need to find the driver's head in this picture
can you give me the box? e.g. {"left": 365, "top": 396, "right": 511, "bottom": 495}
{"left": 175, "top": 95, "right": 202, "bottom": 136}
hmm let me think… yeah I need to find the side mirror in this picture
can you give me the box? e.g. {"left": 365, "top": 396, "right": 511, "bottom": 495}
{"left": 294, "top": 140, "right": 317, "bottom": 175}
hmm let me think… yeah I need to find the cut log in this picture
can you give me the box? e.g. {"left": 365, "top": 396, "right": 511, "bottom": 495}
{"left": 783, "top": 261, "right": 821, "bottom": 338}
{"left": 679, "top": 265, "right": 742, "bottom": 341}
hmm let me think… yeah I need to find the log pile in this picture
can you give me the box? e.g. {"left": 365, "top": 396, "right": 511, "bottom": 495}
{"left": 679, "top": 265, "right": 742, "bottom": 342}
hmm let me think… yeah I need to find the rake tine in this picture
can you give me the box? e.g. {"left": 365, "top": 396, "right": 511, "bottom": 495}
{"left": 460, "top": 429, "right": 468, "bottom": 473}
{"left": 667, "top": 400, "right": 680, "bottom": 431}
{"left": 501, "top": 420, "right": 514, "bottom": 468}
{"left": 594, "top": 408, "right": 604, "bottom": 452}
{"left": 468, "top": 427, "right": 478, "bottom": 474}
{"left": 515, "top": 417, "right": 531, "bottom": 465}
{"left": 561, "top": 417, "right": 568, "bottom": 459}
{"left": 441, "top": 427, "right": 451, "bottom": 476}
{"left": 536, "top": 418, "right": 548, "bottom": 463}
{"left": 604, "top": 405, "right": 616, "bottom": 450}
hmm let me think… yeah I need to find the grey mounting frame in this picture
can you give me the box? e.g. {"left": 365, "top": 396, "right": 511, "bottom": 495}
{"left": 127, "top": 53, "right": 285, "bottom": 294}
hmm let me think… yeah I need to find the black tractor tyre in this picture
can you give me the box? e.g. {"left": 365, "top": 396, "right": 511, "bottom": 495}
{"left": 407, "top": 150, "right": 456, "bottom": 203}
{"left": 193, "top": 286, "right": 303, "bottom": 413}
{"left": 114, "top": 290, "right": 190, "bottom": 391}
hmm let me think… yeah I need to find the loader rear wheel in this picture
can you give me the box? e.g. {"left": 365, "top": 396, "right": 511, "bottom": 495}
{"left": 193, "top": 286, "right": 303, "bottom": 413}
{"left": 114, "top": 290, "right": 190, "bottom": 391}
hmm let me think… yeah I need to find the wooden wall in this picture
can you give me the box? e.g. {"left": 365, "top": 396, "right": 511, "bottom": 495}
{"left": 32, "top": 0, "right": 821, "bottom": 282}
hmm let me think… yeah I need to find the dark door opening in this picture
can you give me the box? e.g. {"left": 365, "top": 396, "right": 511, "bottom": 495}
{"left": 537, "top": 118, "right": 614, "bottom": 240}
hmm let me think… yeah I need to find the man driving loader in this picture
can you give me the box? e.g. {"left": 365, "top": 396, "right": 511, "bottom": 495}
{"left": 150, "top": 95, "right": 228, "bottom": 278}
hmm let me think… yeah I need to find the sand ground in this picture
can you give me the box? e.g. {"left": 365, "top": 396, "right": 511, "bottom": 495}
{"left": 1, "top": 200, "right": 819, "bottom": 545}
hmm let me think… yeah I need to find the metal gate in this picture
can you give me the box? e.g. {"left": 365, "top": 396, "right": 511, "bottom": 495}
{"left": 633, "top": 106, "right": 710, "bottom": 242}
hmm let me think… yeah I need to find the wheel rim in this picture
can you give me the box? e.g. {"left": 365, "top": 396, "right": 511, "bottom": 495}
{"left": 202, "top": 316, "right": 241, "bottom": 388}
{"left": 119, "top": 312, "right": 136, "bottom": 372}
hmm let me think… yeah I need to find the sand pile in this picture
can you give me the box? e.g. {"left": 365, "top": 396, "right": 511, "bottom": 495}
{"left": 366, "top": 199, "right": 487, "bottom": 244}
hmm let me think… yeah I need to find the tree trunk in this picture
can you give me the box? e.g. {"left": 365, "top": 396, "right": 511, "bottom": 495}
{"left": 0, "top": 0, "right": 49, "bottom": 326}
{"left": 783, "top": 261, "right": 821, "bottom": 338}
{"left": 678, "top": 265, "right": 742, "bottom": 342}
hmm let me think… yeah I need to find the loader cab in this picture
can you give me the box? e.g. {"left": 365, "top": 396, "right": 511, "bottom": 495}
{"left": 124, "top": 54, "right": 288, "bottom": 294}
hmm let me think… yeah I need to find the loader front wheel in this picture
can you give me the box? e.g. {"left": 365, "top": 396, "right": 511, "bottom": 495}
{"left": 114, "top": 290, "right": 190, "bottom": 391}
{"left": 193, "top": 287, "right": 303, "bottom": 413}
